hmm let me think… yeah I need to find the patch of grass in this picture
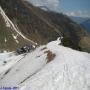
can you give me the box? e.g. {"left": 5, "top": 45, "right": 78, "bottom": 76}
{"left": 44, "top": 50, "right": 56, "bottom": 63}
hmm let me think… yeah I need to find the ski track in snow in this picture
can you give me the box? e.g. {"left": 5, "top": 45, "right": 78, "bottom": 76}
{"left": 0, "top": 6, "right": 36, "bottom": 45}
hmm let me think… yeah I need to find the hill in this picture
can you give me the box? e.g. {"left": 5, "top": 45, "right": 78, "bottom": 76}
{"left": 0, "top": 0, "right": 90, "bottom": 52}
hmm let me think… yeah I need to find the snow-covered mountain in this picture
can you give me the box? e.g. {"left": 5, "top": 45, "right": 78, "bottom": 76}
{"left": 0, "top": 39, "right": 90, "bottom": 90}
{"left": 0, "top": 0, "right": 90, "bottom": 90}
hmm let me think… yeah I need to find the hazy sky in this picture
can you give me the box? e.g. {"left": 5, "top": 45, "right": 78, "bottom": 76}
{"left": 60, "top": 0, "right": 90, "bottom": 17}
{"left": 27, "top": 0, "right": 90, "bottom": 17}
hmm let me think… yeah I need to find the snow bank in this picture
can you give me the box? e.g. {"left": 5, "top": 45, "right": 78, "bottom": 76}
{"left": 0, "top": 46, "right": 48, "bottom": 87}
{"left": 0, "top": 39, "right": 90, "bottom": 90}
{"left": 0, "top": 52, "right": 24, "bottom": 74}
{"left": 20, "top": 39, "right": 90, "bottom": 90}
{"left": 0, "top": 52, "right": 14, "bottom": 61}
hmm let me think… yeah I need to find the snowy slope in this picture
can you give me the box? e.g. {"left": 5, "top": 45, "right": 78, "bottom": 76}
{"left": 20, "top": 39, "right": 90, "bottom": 90}
{"left": 0, "top": 46, "right": 48, "bottom": 87}
{"left": 0, "top": 39, "right": 90, "bottom": 90}
{"left": 0, "top": 52, "right": 24, "bottom": 74}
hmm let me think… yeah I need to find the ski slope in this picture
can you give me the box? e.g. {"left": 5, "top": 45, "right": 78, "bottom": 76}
{"left": 0, "top": 39, "right": 90, "bottom": 90}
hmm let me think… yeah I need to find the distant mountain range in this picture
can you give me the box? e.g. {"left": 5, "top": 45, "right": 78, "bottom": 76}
{"left": 81, "top": 19, "right": 90, "bottom": 33}
{"left": 70, "top": 16, "right": 90, "bottom": 33}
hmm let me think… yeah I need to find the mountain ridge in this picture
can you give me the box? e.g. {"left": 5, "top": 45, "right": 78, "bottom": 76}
{"left": 0, "top": 0, "right": 90, "bottom": 52}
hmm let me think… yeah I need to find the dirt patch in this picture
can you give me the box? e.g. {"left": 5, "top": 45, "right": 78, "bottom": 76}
{"left": 44, "top": 50, "right": 56, "bottom": 63}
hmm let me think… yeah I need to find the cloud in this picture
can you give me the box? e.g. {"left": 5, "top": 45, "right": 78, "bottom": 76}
{"left": 27, "top": 0, "right": 90, "bottom": 18}
{"left": 27, "top": 0, "right": 60, "bottom": 11}
{"left": 65, "top": 10, "right": 90, "bottom": 18}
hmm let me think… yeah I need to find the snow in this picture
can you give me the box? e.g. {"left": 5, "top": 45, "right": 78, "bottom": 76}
{"left": 0, "top": 54, "right": 23, "bottom": 74}
{"left": 0, "top": 52, "right": 14, "bottom": 61}
{"left": 0, "top": 6, "right": 11, "bottom": 27}
{"left": 20, "top": 39, "right": 90, "bottom": 90}
{"left": 12, "top": 34, "right": 18, "bottom": 40}
{"left": 5, "top": 37, "right": 7, "bottom": 43}
{"left": 0, "top": 46, "right": 48, "bottom": 87}
{"left": 0, "top": 38, "right": 90, "bottom": 90}
{"left": 12, "top": 34, "right": 19, "bottom": 43}
{"left": 0, "top": 52, "right": 23, "bottom": 74}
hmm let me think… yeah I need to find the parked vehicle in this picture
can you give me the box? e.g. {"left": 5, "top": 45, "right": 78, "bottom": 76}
{"left": 16, "top": 44, "right": 35, "bottom": 54}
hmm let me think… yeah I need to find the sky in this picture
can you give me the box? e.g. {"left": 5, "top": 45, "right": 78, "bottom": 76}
{"left": 27, "top": 0, "right": 90, "bottom": 17}
{"left": 60, "top": 0, "right": 90, "bottom": 17}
